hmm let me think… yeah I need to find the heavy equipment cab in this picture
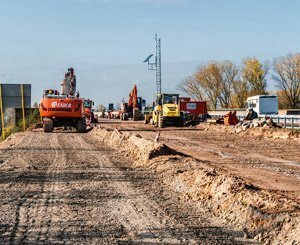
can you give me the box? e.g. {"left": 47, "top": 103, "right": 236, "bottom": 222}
{"left": 83, "top": 99, "right": 95, "bottom": 124}
{"left": 43, "top": 89, "right": 60, "bottom": 98}
{"left": 158, "top": 94, "right": 179, "bottom": 105}
{"left": 84, "top": 99, "right": 94, "bottom": 109}
{"left": 151, "top": 93, "right": 182, "bottom": 128}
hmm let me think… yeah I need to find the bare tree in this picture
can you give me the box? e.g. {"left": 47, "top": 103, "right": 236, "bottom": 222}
{"left": 178, "top": 62, "right": 238, "bottom": 109}
{"left": 219, "top": 61, "right": 238, "bottom": 108}
{"left": 178, "top": 76, "right": 205, "bottom": 101}
{"left": 273, "top": 54, "right": 300, "bottom": 109}
{"left": 177, "top": 58, "right": 272, "bottom": 110}
{"left": 276, "top": 90, "right": 291, "bottom": 109}
{"left": 194, "top": 63, "right": 222, "bottom": 110}
{"left": 95, "top": 104, "right": 106, "bottom": 112}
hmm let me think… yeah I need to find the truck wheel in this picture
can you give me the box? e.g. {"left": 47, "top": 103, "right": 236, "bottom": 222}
{"left": 158, "top": 113, "right": 164, "bottom": 128}
{"left": 133, "top": 108, "right": 139, "bottom": 121}
{"left": 43, "top": 118, "right": 53, "bottom": 133}
{"left": 122, "top": 113, "right": 127, "bottom": 121}
{"left": 149, "top": 118, "right": 154, "bottom": 126}
{"left": 123, "top": 113, "right": 129, "bottom": 121}
{"left": 178, "top": 118, "right": 184, "bottom": 127}
{"left": 77, "top": 119, "right": 86, "bottom": 133}
{"left": 144, "top": 116, "right": 149, "bottom": 124}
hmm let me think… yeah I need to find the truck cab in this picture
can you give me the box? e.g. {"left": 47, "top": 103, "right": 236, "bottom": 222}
{"left": 245, "top": 95, "right": 278, "bottom": 115}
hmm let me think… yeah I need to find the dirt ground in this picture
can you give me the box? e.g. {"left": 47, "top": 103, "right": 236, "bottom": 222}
{"left": 98, "top": 119, "right": 300, "bottom": 203}
{"left": 0, "top": 130, "right": 249, "bottom": 244}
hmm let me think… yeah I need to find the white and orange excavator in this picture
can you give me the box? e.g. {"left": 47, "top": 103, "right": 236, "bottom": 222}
{"left": 39, "top": 68, "right": 86, "bottom": 133}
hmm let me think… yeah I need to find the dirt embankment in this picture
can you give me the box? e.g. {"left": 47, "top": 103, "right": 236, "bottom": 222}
{"left": 92, "top": 126, "right": 300, "bottom": 244}
{"left": 199, "top": 123, "right": 300, "bottom": 140}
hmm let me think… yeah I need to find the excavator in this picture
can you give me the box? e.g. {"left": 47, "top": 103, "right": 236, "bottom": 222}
{"left": 120, "top": 85, "right": 144, "bottom": 121}
{"left": 39, "top": 68, "right": 86, "bottom": 133}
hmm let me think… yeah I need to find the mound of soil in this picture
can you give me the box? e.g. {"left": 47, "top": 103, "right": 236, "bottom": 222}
{"left": 92, "top": 127, "right": 184, "bottom": 161}
{"left": 91, "top": 126, "right": 300, "bottom": 244}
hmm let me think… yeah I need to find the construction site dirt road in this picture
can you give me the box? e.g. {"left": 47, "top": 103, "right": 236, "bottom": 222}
{"left": 0, "top": 130, "right": 248, "bottom": 244}
{"left": 100, "top": 119, "right": 300, "bottom": 202}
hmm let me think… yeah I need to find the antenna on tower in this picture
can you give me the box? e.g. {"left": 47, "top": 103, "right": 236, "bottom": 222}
{"left": 143, "top": 34, "right": 162, "bottom": 95}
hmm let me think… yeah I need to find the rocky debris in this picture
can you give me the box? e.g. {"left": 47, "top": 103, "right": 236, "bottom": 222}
{"left": 245, "top": 107, "right": 258, "bottom": 121}
{"left": 234, "top": 117, "right": 282, "bottom": 133}
{"left": 92, "top": 126, "right": 300, "bottom": 244}
{"left": 200, "top": 118, "right": 300, "bottom": 140}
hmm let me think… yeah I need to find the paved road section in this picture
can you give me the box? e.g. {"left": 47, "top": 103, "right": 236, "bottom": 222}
{"left": 0, "top": 132, "right": 244, "bottom": 244}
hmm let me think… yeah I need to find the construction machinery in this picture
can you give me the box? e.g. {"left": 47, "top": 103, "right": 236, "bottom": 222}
{"left": 39, "top": 68, "right": 86, "bottom": 133}
{"left": 147, "top": 93, "right": 183, "bottom": 128}
{"left": 83, "top": 99, "right": 96, "bottom": 125}
{"left": 120, "top": 84, "right": 145, "bottom": 121}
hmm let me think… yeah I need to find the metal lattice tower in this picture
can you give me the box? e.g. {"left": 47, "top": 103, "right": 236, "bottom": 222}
{"left": 143, "top": 34, "right": 162, "bottom": 95}
{"left": 155, "top": 34, "right": 161, "bottom": 94}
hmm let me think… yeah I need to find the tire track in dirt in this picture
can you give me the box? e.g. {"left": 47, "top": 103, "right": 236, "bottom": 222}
{"left": 64, "top": 133, "right": 187, "bottom": 244}
{"left": 1, "top": 131, "right": 245, "bottom": 244}
{"left": 7, "top": 132, "right": 41, "bottom": 244}
{"left": 1, "top": 132, "right": 66, "bottom": 244}
{"left": 78, "top": 134, "right": 242, "bottom": 244}
{"left": 5, "top": 132, "right": 49, "bottom": 244}
{"left": 33, "top": 133, "right": 67, "bottom": 243}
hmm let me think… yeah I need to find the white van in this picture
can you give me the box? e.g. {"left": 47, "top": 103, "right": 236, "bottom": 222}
{"left": 246, "top": 95, "right": 278, "bottom": 115}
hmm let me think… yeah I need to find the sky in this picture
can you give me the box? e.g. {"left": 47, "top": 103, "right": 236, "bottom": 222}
{"left": 0, "top": 0, "right": 299, "bottom": 107}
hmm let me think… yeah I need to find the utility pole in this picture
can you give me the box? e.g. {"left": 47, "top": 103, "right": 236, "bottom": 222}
{"left": 143, "top": 34, "right": 162, "bottom": 95}
{"left": 155, "top": 34, "right": 161, "bottom": 95}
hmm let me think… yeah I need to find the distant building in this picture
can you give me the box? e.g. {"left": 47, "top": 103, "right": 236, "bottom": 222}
{"left": 0, "top": 84, "right": 31, "bottom": 126}
{"left": 108, "top": 103, "right": 114, "bottom": 111}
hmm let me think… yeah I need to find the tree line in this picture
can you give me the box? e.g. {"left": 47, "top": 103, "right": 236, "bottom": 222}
{"left": 178, "top": 53, "right": 300, "bottom": 110}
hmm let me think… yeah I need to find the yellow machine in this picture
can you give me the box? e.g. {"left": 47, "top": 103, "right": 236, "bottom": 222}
{"left": 150, "top": 93, "right": 183, "bottom": 128}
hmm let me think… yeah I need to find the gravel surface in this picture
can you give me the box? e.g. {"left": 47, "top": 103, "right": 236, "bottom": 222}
{"left": 0, "top": 131, "right": 246, "bottom": 244}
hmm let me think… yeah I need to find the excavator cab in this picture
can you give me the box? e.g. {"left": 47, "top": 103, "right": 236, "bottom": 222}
{"left": 43, "top": 89, "right": 60, "bottom": 98}
{"left": 84, "top": 99, "right": 94, "bottom": 109}
{"left": 84, "top": 99, "right": 95, "bottom": 124}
